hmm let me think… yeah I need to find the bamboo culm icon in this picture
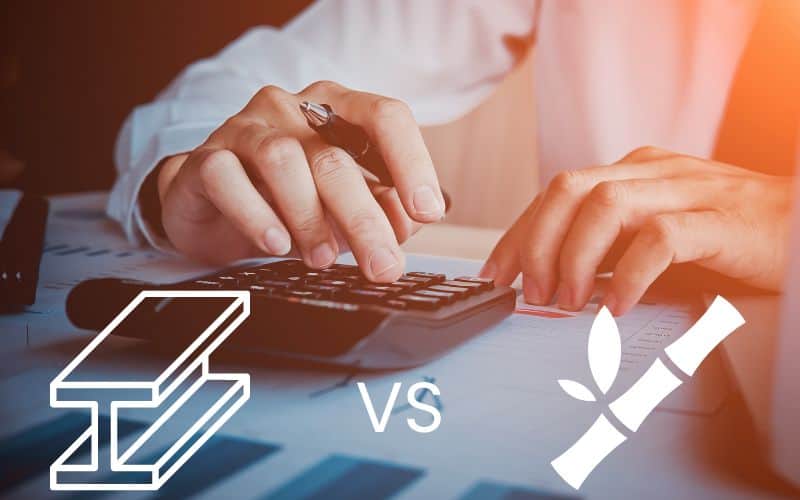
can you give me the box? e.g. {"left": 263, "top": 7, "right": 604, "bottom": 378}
{"left": 551, "top": 296, "right": 745, "bottom": 490}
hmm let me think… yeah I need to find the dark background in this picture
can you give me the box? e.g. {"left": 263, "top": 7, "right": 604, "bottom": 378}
{"left": 0, "top": 1, "right": 312, "bottom": 194}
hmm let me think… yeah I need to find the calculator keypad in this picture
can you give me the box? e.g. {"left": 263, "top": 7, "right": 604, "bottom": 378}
{"left": 189, "top": 260, "right": 494, "bottom": 311}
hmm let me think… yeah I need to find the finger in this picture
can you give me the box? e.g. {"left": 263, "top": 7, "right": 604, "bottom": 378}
{"left": 481, "top": 195, "right": 542, "bottom": 286}
{"left": 162, "top": 153, "right": 257, "bottom": 262}
{"left": 603, "top": 211, "right": 726, "bottom": 316}
{"left": 185, "top": 148, "right": 292, "bottom": 257}
{"left": 368, "top": 180, "right": 421, "bottom": 244}
{"left": 301, "top": 81, "right": 445, "bottom": 223}
{"left": 228, "top": 123, "right": 339, "bottom": 269}
{"left": 306, "top": 140, "right": 404, "bottom": 282}
{"left": 557, "top": 177, "right": 720, "bottom": 310}
{"left": 616, "top": 145, "right": 675, "bottom": 163}
{"left": 618, "top": 146, "right": 755, "bottom": 177}
{"left": 241, "top": 85, "right": 308, "bottom": 136}
{"left": 518, "top": 158, "right": 708, "bottom": 305}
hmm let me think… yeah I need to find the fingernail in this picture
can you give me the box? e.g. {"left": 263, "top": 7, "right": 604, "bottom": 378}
{"left": 600, "top": 292, "right": 619, "bottom": 316}
{"left": 369, "top": 247, "right": 400, "bottom": 279}
{"left": 309, "top": 242, "right": 336, "bottom": 268}
{"left": 479, "top": 262, "right": 497, "bottom": 279}
{"left": 557, "top": 284, "right": 575, "bottom": 310}
{"left": 412, "top": 186, "right": 443, "bottom": 218}
{"left": 264, "top": 227, "right": 291, "bottom": 255}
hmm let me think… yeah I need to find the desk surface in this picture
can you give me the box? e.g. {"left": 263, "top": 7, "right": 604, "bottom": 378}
{"left": 402, "top": 222, "right": 503, "bottom": 261}
{"left": 0, "top": 192, "right": 797, "bottom": 499}
{"left": 408, "top": 217, "right": 797, "bottom": 499}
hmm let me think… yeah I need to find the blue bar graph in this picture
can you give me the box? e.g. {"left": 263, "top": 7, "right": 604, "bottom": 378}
{"left": 86, "top": 249, "right": 111, "bottom": 256}
{"left": 459, "top": 481, "right": 580, "bottom": 500}
{"left": 55, "top": 435, "right": 279, "bottom": 500}
{"left": 0, "top": 412, "right": 144, "bottom": 493}
{"left": 263, "top": 454, "right": 424, "bottom": 500}
{"left": 43, "top": 243, "right": 69, "bottom": 253}
{"left": 54, "top": 246, "right": 89, "bottom": 256}
{"left": 1, "top": 413, "right": 576, "bottom": 499}
{"left": 152, "top": 436, "right": 280, "bottom": 500}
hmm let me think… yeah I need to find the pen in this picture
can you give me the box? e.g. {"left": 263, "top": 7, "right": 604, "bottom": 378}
{"left": 300, "top": 101, "right": 450, "bottom": 211}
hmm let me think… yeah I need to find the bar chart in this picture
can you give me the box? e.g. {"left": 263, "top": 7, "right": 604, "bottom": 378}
{"left": 0, "top": 410, "right": 578, "bottom": 499}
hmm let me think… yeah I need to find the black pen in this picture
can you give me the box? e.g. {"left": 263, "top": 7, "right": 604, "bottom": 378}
{"left": 300, "top": 101, "right": 450, "bottom": 211}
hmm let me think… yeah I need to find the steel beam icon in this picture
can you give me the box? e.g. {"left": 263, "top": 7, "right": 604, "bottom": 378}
{"left": 49, "top": 291, "right": 250, "bottom": 491}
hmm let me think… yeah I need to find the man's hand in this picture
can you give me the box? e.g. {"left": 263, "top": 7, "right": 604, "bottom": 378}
{"left": 156, "top": 81, "right": 445, "bottom": 282}
{"left": 481, "top": 147, "right": 793, "bottom": 315}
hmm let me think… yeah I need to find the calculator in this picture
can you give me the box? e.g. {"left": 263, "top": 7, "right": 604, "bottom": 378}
{"left": 66, "top": 259, "right": 515, "bottom": 369}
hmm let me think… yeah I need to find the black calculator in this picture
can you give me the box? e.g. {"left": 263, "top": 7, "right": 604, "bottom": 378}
{"left": 66, "top": 259, "right": 515, "bottom": 369}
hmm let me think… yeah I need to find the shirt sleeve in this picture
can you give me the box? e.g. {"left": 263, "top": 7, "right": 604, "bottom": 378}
{"left": 108, "top": 0, "right": 538, "bottom": 247}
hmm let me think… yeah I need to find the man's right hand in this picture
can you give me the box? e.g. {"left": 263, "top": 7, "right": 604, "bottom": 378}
{"left": 155, "top": 81, "right": 445, "bottom": 282}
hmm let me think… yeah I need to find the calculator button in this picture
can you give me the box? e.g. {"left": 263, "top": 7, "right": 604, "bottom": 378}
{"left": 346, "top": 289, "right": 389, "bottom": 302}
{"left": 339, "top": 275, "right": 364, "bottom": 283}
{"left": 327, "top": 279, "right": 356, "bottom": 290}
{"left": 441, "top": 280, "right": 483, "bottom": 291}
{"left": 363, "top": 284, "right": 404, "bottom": 294}
{"left": 255, "top": 267, "right": 279, "bottom": 278}
{"left": 428, "top": 284, "right": 472, "bottom": 297}
{"left": 390, "top": 280, "right": 421, "bottom": 290}
{"left": 318, "top": 279, "right": 351, "bottom": 287}
{"left": 414, "top": 289, "right": 456, "bottom": 303}
{"left": 453, "top": 276, "right": 494, "bottom": 291}
{"left": 190, "top": 279, "right": 224, "bottom": 289}
{"left": 399, "top": 275, "right": 436, "bottom": 284}
{"left": 406, "top": 272, "right": 446, "bottom": 281}
{"left": 334, "top": 266, "right": 361, "bottom": 278}
{"left": 270, "top": 262, "right": 303, "bottom": 277}
{"left": 248, "top": 284, "right": 275, "bottom": 296}
{"left": 255, "top": 279, "right": 294, "bottom": 288}
{"left": 385, "top": 299, "right": 408, "bottom": 309}
{"left": 277, "top": 289, "right": 321, "bottom": 299}
{"left": 217, "top": 276, "right": 240, "bottom": 287}
{"left": 235, "top": 273, "right": 258, "bottom": 285}
{"left": 398, "top": 294, "right": 442, "bottom": 309}
{"left": 304, "top": 284, "right": 341, "bottom": 298}
{"left": 453, "top": 276, "right": 493, "bottom": 284}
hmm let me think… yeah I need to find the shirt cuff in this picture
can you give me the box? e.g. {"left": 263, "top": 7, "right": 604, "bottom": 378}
{"left": 107, "top": 122, "right": 218, "bottom": 252}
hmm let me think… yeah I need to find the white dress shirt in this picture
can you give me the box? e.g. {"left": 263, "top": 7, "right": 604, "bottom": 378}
{"left": 109, "top": 0, "right": 758, "bottom": 248}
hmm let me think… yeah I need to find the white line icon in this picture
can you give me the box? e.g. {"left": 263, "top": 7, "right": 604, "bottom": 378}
{"left": 551, "top": 296, "right": 745, "bottom": 490}
{"left": 49, "top": 290, "right": 251, "bottom": 491}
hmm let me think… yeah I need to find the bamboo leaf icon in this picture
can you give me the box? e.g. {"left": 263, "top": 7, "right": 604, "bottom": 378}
{"left": 558, "top": 379, "right": 596, "bottom": 402}
{"left": 587, "top": 306, "right": 621, "bottom": 394}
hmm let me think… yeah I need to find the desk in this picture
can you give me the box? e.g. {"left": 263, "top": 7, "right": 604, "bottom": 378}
{"left": 0, "top": 192, "right": 797, "bottom": 499}
{"left": 416, "top": 224, "right": 800, "bottom": 498}
{"left": 406, "top": 221, "right": 798, "bottom": 500}
{"left": 402, "top": 223, "right": 504, "bottom": 261}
